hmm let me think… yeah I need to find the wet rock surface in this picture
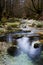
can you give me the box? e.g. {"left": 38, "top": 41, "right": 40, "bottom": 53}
{"left": 7, "top": 46, "right": 21, "bottom": 56}
{"left": 34, "top": 43, "right": 40, "bottom": 48}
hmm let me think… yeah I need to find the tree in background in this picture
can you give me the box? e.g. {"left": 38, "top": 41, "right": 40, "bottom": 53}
{"left": 0, "top": 0, "right": 5, "bottom": 21}
{"left": 0, "top": 0, "right": 43, "bottom": 19}
{"left": 24, "top": 0, "right": 43, "bottom": 19}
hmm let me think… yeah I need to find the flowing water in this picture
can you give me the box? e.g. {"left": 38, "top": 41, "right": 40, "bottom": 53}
{"left": 0, "top": 32, "right": 43, "bottom": 65}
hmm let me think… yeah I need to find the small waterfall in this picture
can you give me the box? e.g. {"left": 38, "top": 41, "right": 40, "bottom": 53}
{"left": 17, "top": 36, "right": 41, "bottom": 59}
{"left": 6, "top": 34, "right": 12, "bottom": 43}
{"left": 17, "top": 36, "right": 30, "bottom": 53}
{"left": 29, "top": 41, "right": 41, "bottom": 59}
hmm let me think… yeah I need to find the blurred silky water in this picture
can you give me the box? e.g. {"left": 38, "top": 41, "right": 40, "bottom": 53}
{"left": 0, "top": 50, "right": 43, "bottom": 65}
{"left": 0, "top": 34, "right": 43, "bottom": 65}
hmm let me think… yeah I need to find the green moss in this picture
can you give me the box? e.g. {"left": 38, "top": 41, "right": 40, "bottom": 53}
{"left": 34, "top": 22, "right": 43, "bottom": 28}
{"left": 6, "top": 22, "right": 20, "bottom": 26}
{"left": 0, "top": 30, "right": 4, "bottom": 34}
{"left": 36, "top": 24, "right": 43, "bottom": 28}
{"left": 8, "top": 18, "right": 20, "bottom": 22}
{"left": 15, "top": 28, "right": 22, "bottom": 32}
{"left": 1, "top": 17, "right": 7, "bottom": 23}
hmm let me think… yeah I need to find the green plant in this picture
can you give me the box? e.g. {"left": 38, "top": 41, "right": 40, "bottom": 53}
{"left": 36, "top": 23, "right": 43, "bottom": 28}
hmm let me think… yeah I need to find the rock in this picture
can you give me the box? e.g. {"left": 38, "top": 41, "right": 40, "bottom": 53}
{"left": 7, "top": 46, "right": 20, "bottom": 56}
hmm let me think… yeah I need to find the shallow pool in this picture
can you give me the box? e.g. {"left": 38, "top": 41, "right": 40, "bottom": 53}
{"left": 0, "top": 50, "right": 43, "bottom": 65}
